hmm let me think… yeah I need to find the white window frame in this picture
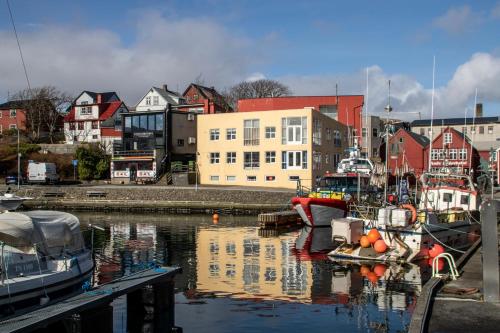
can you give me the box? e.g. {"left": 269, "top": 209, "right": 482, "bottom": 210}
{"left": 226, "top": 128, "right": 236, "bottom": 140}
{"left": 210, "top": 129, "right": 220, "bottom": 140}
{"left": 449, "top": 149, "right": 458, "bottom": 160}
{"left": 210, "top": 152, "right": 220, "bottom": 164}
{"left": 459, "top": 148, "right": 467, "bottom": 160}
{"left": 210, "top": 175, "right": 219, "bottom": 181}
{"left": 265, "top": 126, "right": 276, "bottom": 139}
{"left": 431, "top": 149, "right": 440, "bottom": 160}
{"left": 153, "top": 96, "right": 159, "bottom": 105}
{"left": 244, "top": 119, "right": 260, "bottom": 146}
{"left": 488, "top": 126, "right": 493, "bottom": 134}
{"left": 226, "top": 175, "right": 236, "bottom": 182}
{"left": 443, "top": 132, "right": 452, "bottom": 144}
{"left": 283, "top": 117, "right": 305, "bottom": 145}
{"left": 265, "top": 176, "right": 276, "bottom": 182}
{"left": 226, "top": 152, "right": 236, "bottom": 164}
{"left": 247, "top": 176, "right": 257, "bottom": 182}
{"left": 9, "top": 109, "right": 16, "bottom": 118}
{"left": 9, "top": 124, "right": 17, "bottom": 130}
{"left": 244, "top": 152, "right": 260, "bottom": 169}
{"left": 265, "top": 151, "right": 276, "bottom": 163}
{"left": 283, "top": 150, "right": 307, "bottom": 170}
{"left": 145, "top": 96, "right": 151, "bottom": 106}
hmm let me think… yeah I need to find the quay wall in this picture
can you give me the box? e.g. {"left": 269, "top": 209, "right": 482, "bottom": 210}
{"left": 9, "top": 186, "right": 294, "bottom": 215}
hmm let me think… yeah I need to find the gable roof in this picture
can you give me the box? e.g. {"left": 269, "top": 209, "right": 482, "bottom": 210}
{"left": 151, "top": 87, "right": 182, "bottom": 105}
{"left": 74, "top": 91, "right": 119, "bottom": 104}
{"left": 394, "top": 128, "right": 429, "bottom": 147}
{"left": 0, "top": 99, "right": 54, "bottom": 110}
{"left": 411, "top": 116, "right": 500, "bottom": 127}
{"left": 64, "top": 101, "right": 125, "bottom": 122}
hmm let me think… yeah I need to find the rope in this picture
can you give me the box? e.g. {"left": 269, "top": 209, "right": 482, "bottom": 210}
{"left": 423, "top": 222, "right": 479, "bottom": 236}
{"left": 421, "top": 224, "right": 466, "bottom": 254}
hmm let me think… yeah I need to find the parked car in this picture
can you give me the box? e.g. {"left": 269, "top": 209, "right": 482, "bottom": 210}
{"left": 5, "top": 175, "right": 24, "bottom": 185}
{"left": 27, "top": 162, "right": 59, "bottom": 184}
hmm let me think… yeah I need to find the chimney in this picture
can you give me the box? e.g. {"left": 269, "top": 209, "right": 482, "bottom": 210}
{"left": 96, "top": 93, "right": 102, "bottom": 104}
{"left": 162, "top": 84, "right": 168, "bottom": 91}
{"left": 475, "top": 103, "right": 483, "bottom": 118}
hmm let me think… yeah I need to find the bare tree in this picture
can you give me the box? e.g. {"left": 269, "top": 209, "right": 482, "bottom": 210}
{"left": 11, "top": 86, "right": 73, "bottom": 143}
{"left": 224, "top": 79, "right": 292, "bottom": 110}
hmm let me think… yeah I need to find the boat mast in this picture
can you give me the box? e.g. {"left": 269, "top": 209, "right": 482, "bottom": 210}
{"left": 383, "top": 80, "right": 392, "bottom": 206}
{"left": 461, "top": 107, "right": 468, "bottom": 174}
{"left": 468, "top": 88, "right": 478, "bottom": 175}
{"left": 427, "top": 56, "right": 436, "bottom": 172}
{"left": 365, "top": 67, "right": 369, "bottom": 158}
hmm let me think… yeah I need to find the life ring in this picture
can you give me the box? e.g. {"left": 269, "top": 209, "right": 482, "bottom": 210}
{"left": 400, "top": 203, "right": 417, "bottom": 224}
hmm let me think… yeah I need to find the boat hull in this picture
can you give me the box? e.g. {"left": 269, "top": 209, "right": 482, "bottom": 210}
{"left": 292, "top": 197, "right": 347, "bottom": 227}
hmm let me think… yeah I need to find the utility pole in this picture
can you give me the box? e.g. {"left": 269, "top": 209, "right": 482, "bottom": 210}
{"left": 384, "top": 80, "right": 392, "bottom": 206}
{"left": 17, "top": 116, "right": 20, "bottom": 190}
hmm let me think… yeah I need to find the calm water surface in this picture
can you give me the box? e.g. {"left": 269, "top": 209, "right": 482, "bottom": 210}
{"left": 76, "top": 212, "right": 430, "bottom": 333}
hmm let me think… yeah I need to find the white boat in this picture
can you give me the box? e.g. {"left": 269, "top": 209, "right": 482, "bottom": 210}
{"left": 336, "top": 146, "right": 374, "bottom": 175}
{"left": 0, "top": 193, "right": 30, "bottom": 212}
{"left": 328, "top": 173, "right": 481, "bottom": 263}
{"left": 0, "top": 210, "right": 93, "bottom": 315}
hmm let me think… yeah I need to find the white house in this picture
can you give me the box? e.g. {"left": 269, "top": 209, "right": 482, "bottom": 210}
{"left": 134, "top": 85, "right": 185, "bottom": 112}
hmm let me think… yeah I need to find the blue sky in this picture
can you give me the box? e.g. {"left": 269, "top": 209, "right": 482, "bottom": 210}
{"left": 1, "top": 0, "right": 500, "bottom": 118}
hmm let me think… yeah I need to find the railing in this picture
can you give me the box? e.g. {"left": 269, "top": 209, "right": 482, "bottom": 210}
{"left": 113, "top": 150, "right": 155, "bottom": 157}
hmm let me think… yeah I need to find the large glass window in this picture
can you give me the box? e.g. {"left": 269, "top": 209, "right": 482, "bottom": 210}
{"left": 244, "top": 119, "right": 260, "bottom": 145}
{"left": 139, "top": 115, "right": 148, "bottom": 130}
{"left": 148, "top": 114, "right": 155, "bottom": 131}
{"left": 244, "top": 152, "right": 260, "bottom": 169}
{"left": 155, "top": 114, "right": 164, "bottom": 131}
{"left": 132, "top": 116, "right": 140, "bottom": 130}
{"left": 282, "top": 151, "right": 307, "bottom": 169}
{"left": 124, "top": 117, "right": 131, "bottom": 132}
{"left": 282, "top": 117, "right": 307, "bottom": 144}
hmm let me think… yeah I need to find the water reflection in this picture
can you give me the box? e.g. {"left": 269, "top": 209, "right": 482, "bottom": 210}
{"left": 76, "top": 212, "right": 429, "bottom": 332}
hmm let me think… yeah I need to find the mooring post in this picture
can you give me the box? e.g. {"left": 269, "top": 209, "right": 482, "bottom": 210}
{"left": 153, "top": 279, "right": 175, "bottom": 332}
{"left": 481, "top": 199, "right": 499, "bottom": 303}
{"left": 127, "top": 288, "right": 146, "bottom": 333}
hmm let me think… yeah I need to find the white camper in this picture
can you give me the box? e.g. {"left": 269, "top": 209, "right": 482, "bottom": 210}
{"left": 27, "top": 162, "right": 59, "bottom": 184}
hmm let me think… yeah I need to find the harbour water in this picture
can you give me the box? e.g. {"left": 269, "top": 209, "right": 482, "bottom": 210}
{"left": 77, "top": 212, "right": 431, "bottom": 333}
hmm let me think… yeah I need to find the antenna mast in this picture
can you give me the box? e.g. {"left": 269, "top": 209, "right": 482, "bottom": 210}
{"left": 383, "top": 80, "right": 392, "bottom": 205}
{"left": 427, "top": 56, "right": 436, "bottom": 172}
{"left": 469, "top": 88, "right": 478, "bottom": 174}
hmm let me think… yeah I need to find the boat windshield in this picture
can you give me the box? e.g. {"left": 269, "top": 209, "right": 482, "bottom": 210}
{"left": 318, "top": 176, "right": 369, "bottom": 193}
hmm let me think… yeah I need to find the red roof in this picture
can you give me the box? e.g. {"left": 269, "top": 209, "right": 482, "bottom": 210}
{"left": 64, "top": 101, "right": 123, "bottom": 122}
{"left": 101, "top": 128, "right": 121, "bottom": 137}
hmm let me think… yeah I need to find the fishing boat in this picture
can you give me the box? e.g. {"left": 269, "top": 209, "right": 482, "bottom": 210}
{"left": 0, "top": 193, "right": 30, "bottom": 212}
{"left": 328, "top": 172, "right": 481, "bottom": 263}
{"left": 291, "top": 197, "right": 348, "bottom": 227}
{"left": 0, "top": 208, "right": 93, "bottom": 316}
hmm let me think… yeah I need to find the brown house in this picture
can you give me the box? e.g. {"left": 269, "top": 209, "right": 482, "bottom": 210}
{"left": 387, "top": 128, "right": 429, "bottom": 176}
{"left": 175, "top": 83, "right": 232, "bottom": 114}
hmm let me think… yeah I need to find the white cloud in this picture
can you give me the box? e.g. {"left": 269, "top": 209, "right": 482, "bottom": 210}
{"left": 0, "top": 13, "right": 260, "bottom": 105}
{"left": 278, "top": 53, "right": 500, "bottom": 120}
{"left": 433, "top": 5, "right": 484, "bottom": 35}
{"left": 245, "top": 72, "right": 266, "bottom": 82}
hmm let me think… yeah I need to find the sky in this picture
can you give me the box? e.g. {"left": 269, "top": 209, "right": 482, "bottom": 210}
{"left": 1, "top": 0, "right": 500, "bottom": 120}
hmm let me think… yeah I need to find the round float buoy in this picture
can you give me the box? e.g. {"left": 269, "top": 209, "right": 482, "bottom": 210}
{"left": 213, "top": 213, "right": 219, "bottom": 224}
{"left": 366, "top": 271, "right": 379, "bottom": 284}
{"left": 367, "top": 228, "right": 381, "bottom": 244}
{"left": 360, "top": 265, "right": 370, "bottom": 277}
{"left": 374, "top": 239, "right": 388, "bottom": 253}
{"left": 373, "top": 264, "right": 387, "bottom": 277}
{"left": 428, "top": 244, "right": 444, "bottom": 258}
{"left": 360, "top": 235, "right": 371, "bottom": 248}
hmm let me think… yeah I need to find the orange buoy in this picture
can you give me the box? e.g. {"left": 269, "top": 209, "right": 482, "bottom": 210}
{"left": 366, "top": 271, "right": 379, "bottom": 284}
{"left": 360, "top": 235, "right": 371, "bottom": 248}
{"left": 360, "top": 265, "right": 371, "bottom": 277}
{"left": 428, "top": 244, "right": 444, "bottom": 258}
{"left": 213, "top": 213, "right": 219, "bottom": 224}
{"left": 373, "top": 264, "right": 387, "bottom": 277}
{"left": 367, "top": 228, "right": 381, "bottom": 244}
{"left": 374, "top": 239, "right": 388, "bottom": 253}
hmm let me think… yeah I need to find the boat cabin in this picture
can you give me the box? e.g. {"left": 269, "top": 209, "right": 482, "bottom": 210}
{"left": 310, "top": 172, "right": 372, "bottom": 200}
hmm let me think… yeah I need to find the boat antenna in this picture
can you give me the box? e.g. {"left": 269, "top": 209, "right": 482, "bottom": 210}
{"left": 365, "top": 67, "right": 369, "bottom": 157}
{"left": 383, "top": 80, "right": 392, "bottom": 206}
{"left": 468, "top": 88, "right": 478, "bottom": 175}
{"left": 461, "top": 107, "right": 468, "bottom": 174}
{"left": 427, "top": 56, "right": 436, "bottom": 172}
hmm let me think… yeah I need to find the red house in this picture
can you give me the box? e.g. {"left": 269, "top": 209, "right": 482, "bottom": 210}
{"left": 387, "top": 128, "right": 429, "bottom": 176}
{"left": 175, "top": 83, "right": 232, "bottom": 114}
{"left": 423, "top": 127, "right": 480, "bottom": 175}
{"left": 237, "top": 95, "right": 364, "bottom": 143}
{"left": 0, "top": 100, "right": 28, "bottom": 134}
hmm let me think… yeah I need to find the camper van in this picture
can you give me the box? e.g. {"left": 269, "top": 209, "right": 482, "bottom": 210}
{"left": 27, "top": 162, "right": 59, "bottom": 184}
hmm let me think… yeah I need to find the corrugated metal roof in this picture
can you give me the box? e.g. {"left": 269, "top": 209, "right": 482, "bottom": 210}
{"left": 411, "top": 117, "right": 500, "bottom": 127}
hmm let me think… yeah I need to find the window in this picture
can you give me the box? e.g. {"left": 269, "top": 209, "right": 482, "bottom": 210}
{"left": 226, "top": 176, "right": 236, "bottom": 182}
{"left": 145, "top": 96, "right": 151, "bottom": 105}
{"left": 265, "top": 151, "right": 276, "bottom": 163}
{"left": 420, "top": 128, "right": 425, "bottom": 135}
{"left": 326, "top": 128, "right": 332, "bottom": 141}
{"left": 282, "top": 151, "right": 307, "bottom": 169}
{"left": 265, "top": 126, "right": 276, "bottom": 139}
{"left": 265, "top": 176, "right": 276, "bottom": 182}
{"left": 92, "top": 121, "right": 99, "bottom": 129}
{"left": 210, "top": 129, "right": 220, "bottom": 140}
{"left": 459, "top": 148, "right": 467, "bottom": 160}
{"left": 69, "top": 122, "right": 76, "bottom": 130}
{"left": 479, "top": 126, "right": 484, "bottom": 134}
{"left": 210, "top": 152, "right": 220, "bottom": 164}
{"left": 488, "top": 126, "right": 493, "bottom": 134}
{"left": 362, "top": 127, "right": 367, "bottom": 138}
{"left": 460, "top": 195, "right": 469, "bottom": 205}
{"left": 177, "top": 139, "right": 184, "bottom": 146}
{"left": 92, "top": 134, "right": 98, "bottom": 139}
{"left": 282, "top": 117, "right": 307, "bottom": 144}
{"left": 462, "top": 127, "right": 467, "bottom": 135}
{"left": 431, "top": 149, "right": 440, "bottom": 160}
{"left": 80, "top": 106, "right": 92, "bottom": 115}
{"left": 81, "top": 101, "right": 88, "bottom": 105}
{"left": 9, "top": 124, "right": 17, "bottom": 130}
{"left": 443, "top": 132, "right": 452, "bottom": 144}
{"left": 443, "top": 193, "right": 453, "bottom": 203}
{"left": 438, "top": 149, "right": 445, "bottom": 160}
{"left": 399, "top": 137, "right": 404, "bottom": 143}
{"left": 244, "top": 152, "right": 260, "bottom": 169}
{"left": 244, "top": 119, "right": 260, "bottom": 145}
{"left": 155, "top": 114, "right": 164, "bottom": 131}
{"left": 470, "top": 126, "right": 476, "bottom": 134}
{"left": 247, "top": 176, "right": 257, "bottom": 182}
{"left": 9, "top": 109, "right": 16, "bottom": 117}
{"left": 226, "top": 128, "right": 236, "bottom": 140}
{"left": 78, "top": 122, "right": 84, "bottom": 130}
{"left": 210, "top": 175, "right": 219, "bottom": 181}
{"left": 325, "top": 153, "right": 330, "bottom": 164}
{"left": 449, "top": 149, "right": 458, "bottom": 160}
{"left": 226, "top": 152, "right": 236, "bottom": 164}
{"left": 313, "top": 119, "right": 322, "bottom": 145}
{"left": 313, "top": 151, "right": 322, "bottom": 170}
{"left": 333, "top": 130, "right": 342, "bottom": 147}
{"left": 289, "top": 175, "right": 300, "bottom": 181}
{"left": 73, "top": 135, "right": 78, "bottom": 142}
{"left": 153, "top": 96, "right": 159, "bottom": 105}
{"left": 372, "top": 128, "right": 378, "bottom": 137}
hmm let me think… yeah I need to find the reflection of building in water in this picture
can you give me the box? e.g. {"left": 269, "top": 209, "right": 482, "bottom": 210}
{"left": 196, "top": 228, "right": 313, "bottom": 302}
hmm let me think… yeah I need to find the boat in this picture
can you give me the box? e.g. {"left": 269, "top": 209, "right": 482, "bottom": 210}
{"left": 328, "top": 172, "right": 481, "bottom": 263}
{"left": 0, "top": 193, "right": 30, "bottom": 212}
{"left": 293, "top": 226, "right": 335, "bottom": 260}
{"left": 291, "top": 197, "right": 347, "bottom": 227}
{"left": 0, "top": 209, "right": 93, "bottom": 316}
{"left": 336, "top": 146, "right": 374, "bottom": 175}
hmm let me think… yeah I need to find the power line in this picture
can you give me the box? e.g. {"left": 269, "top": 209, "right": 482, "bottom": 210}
{"left": 6, "top": 0, "right": 32, "bottom": 91}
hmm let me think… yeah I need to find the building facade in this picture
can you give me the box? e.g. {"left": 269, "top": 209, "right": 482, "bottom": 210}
{"left": 197, "top": 108, "right": 347, "bottom": 189}
{"left": 63, "top": 91, "right": 127, "bottom": 152}
{"left": 0, "top": 101, "right": 26, "bottom": 134}
{"left": 361, "top": 115, "right": 383, "bottom": 159}
{"left": 387, "top": 128, "right": 429, "bottom": 176}
{"left": 175, "top": 83, "right": 232, "bottom": 114}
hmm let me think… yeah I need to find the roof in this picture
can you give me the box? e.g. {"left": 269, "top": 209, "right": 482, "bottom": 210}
{"left": 406, "top": 130, "right": 430, "bottom": 147}
{"left": 238, "top": 94, "right": 364, "bottom": 101}
{"left": 99, "top": 101, "right": 124, "bottom": 121}
{"left": 152, "top": 86, "right": 183, "bottom": 105}
{"left": 411, "top": 117, "right": 500, "bottom": 127}
{"left": 79, "top": 91, "right": 118, "bottom": 103}
{"left": 0, "top": 99, "right": 54, "bottom": 110}
{"left": 101, "top": 128, "right": 121, "bottom": 137}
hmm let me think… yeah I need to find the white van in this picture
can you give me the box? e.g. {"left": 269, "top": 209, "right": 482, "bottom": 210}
{"left": 27, "top": 162, "right": 60, "bottom": 184}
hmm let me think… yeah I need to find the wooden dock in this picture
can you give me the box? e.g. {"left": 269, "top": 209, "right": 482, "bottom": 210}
{"left": 257, "top": 210, "right": 302, "bottom": 228}
{"left": 0, "top": 266, "right": 181, "bottom": 333}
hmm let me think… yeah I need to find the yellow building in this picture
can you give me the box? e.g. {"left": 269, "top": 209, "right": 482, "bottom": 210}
{"left": 197, "top": 108, "right": 347, "bottom": 189}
